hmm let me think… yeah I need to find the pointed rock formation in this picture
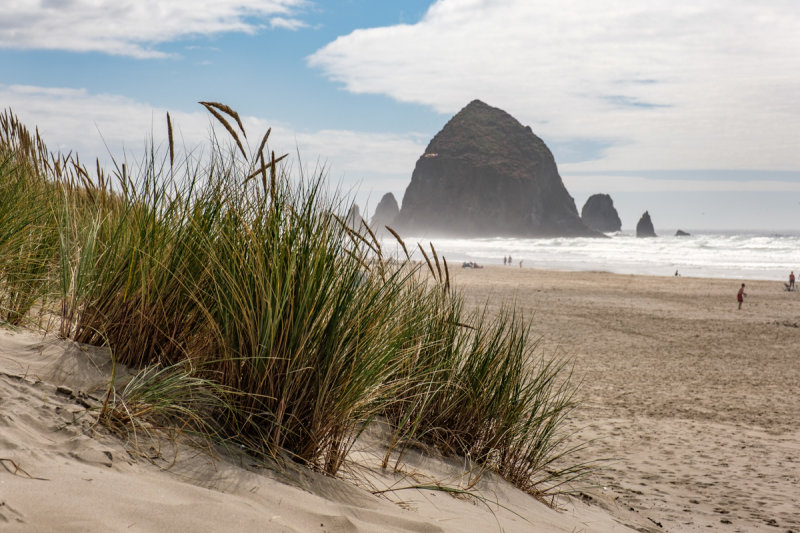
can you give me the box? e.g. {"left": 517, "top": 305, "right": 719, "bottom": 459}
{"left": 636, "top": 211, "right": 657, "bottom": 237}
{"left": 396, "top": 100, "right": 596, "bottom": 237}
{"left": 581, "top": 193, "right": 622, "bottom": 233}
{"left": 370, "top": 193, "right": 400, "bottom": 234}
{"left": 345, "top": 204, "right": 366, "bottom": 232}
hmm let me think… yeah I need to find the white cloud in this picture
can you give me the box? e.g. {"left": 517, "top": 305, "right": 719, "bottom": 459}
{"left": 0, "top": 84, "right": 207, "bottom": 161}
{"left": 269, "top": 17, "right": 308, "bottom": 30}
{"left": 309, "top": 0, "right": 800, "bottom": 171}
{"left": 562, "top": 173, "right": 800, "bottom": 193}
{"left": 0, "top": 0, "right": 306, "bottom": 58}
{"left": 290, "top": 129, "right": 426, "bottom": 178}
{"left": 0, "top": 84, "right": 424, "bottom": 202}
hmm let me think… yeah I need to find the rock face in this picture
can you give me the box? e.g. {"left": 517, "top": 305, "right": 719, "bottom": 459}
{"left": 370, "top": 193, "right": 400, "bottom": 233}
{"left": 636, "top": 211, "right": 657, "bottom": 237}
{"left": 675, "top": 229, "right": 690, "bottom": 237}
{"left": 581, "top": 194, "right": 622, "bottom": 233}
{"left": 397, "top": 100, "right": 596, "bottom": 237}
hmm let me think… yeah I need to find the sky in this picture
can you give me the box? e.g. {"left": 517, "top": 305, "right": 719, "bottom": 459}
{"left": 2, "top": 0, "right": 799, "bottom": 231}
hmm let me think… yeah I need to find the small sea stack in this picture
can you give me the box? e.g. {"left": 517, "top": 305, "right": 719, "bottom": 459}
{"left": 581, "top": 193, "right": 622, "bottom": 233}
{"left": 675, "top": 230, "right": 690, "bottom": 237}
{"left": 636, "top": 211, "right": 657, "bottom": 237}
{"left": 370, "top": 192, "right": 400, "bottom": 234}
{"left": 345, "top": 204, "right": 367, "bottom": 232}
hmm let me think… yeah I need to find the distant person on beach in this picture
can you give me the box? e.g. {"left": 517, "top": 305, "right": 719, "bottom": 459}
{"left": 789, "top": 271, "right": 795, "bottom": 291}
{"left": 503, "top": 256, "right": 507, "bottom": 266}
{"left": 737, "top": 283, "right": 746, "bottom": 310}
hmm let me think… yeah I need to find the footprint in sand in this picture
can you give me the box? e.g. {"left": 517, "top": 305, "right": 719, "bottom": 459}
{"left": 70, "top": 449, "right": 114, "bottom": 468}
{"left": 0, "top": 501, "right": 25, "bottom": 525}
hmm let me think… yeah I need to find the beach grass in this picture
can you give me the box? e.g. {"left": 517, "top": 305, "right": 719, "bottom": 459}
{"left": 0, "top": 106, "right": 588, "bottom": 497}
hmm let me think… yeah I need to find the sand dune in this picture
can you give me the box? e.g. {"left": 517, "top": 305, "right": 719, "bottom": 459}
{"left": 0, "top": 327, "right": 640, "bottom": 532}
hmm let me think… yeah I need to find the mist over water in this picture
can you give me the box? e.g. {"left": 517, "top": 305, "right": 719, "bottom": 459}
{"left": 383, "top": 231, "right": 800, "bottom": 281}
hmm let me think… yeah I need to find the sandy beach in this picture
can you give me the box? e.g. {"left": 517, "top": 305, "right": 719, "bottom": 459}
{"left": 455, "top": 266, "right": 800, "bottom": 532}
{"left": 2, "top": 267, "right": 798, "bottom": 532}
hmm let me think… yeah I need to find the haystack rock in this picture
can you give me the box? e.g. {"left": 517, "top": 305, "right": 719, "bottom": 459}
{"left": 581, "top": 193, "right": 622, "bottom": 233}
{"left": 396, "top": 100, "right": 597, "bottom": 237}
{"left": 370, "top": 193, "right": 400, "bottom": 234}
{"left": 636, "top": 211, "right": 657, "bottom": 237}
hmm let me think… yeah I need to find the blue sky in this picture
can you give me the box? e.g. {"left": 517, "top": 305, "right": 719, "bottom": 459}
{"left": 2, "top": 0, "right": 799, "bottom": 231}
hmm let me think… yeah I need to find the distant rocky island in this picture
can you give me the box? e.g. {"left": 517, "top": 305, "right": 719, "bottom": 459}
{"left": 370, "top": 193, "right": 400, "bottom": 235}
{"left": 581, "top": 193, "right": 621, "bottom": 233}
{"left": 636, "top": 211, "right": 657, "bottom": 237}
{"left": 345, "top": 204, "right": 366, "bottom": 231}
{"left": 391, "top": 100, "right": 598, "bottom": 237}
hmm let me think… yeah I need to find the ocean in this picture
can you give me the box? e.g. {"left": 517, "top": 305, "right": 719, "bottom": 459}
{"left": 381, "top": 231, "right": 800, "bottom": 281}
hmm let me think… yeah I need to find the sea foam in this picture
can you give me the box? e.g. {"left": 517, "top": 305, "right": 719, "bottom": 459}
{"left": 381, "top": 231, "right": 800, "bottom": 281}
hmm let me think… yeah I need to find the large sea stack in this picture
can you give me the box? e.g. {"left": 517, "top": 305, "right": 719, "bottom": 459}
{"left": 396, "top": 100, "right": 596, "bottom": 237}
{"left": 370, "top": 192, "right": 400, "bottom": 234}
{"left": 581, "top": 193, "right": 622, "bottom": 233}
{"left": 636, "top": 211, "right": 657, "bottom": 237}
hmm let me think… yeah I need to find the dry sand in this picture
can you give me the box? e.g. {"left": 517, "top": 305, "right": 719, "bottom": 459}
{"left": 2, "top": 266, "right": 798, "bottom": 532}
{"left": 455, "top": 266, "right": 800, "bottom": 532}
{"left": 0, "top": 327, "right": 637, "bottom": 532}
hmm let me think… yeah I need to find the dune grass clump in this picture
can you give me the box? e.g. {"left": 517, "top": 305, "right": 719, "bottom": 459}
{"left": 0, "top": 114, "right": 60, "bottom": 325}
{"left": 99, "top": 360, "right": 233, "bottom": 455}
{"left": 195, "top": 162, "right": 422, "bottom": 473}
{"left": 380, "top": 247, "right": 588, "bottom": 495}
{"left": 0, "top": 160, "right": 58, "bottom": 325}
{"left": 0, "top": 106, "right": 589, "bottom": 496}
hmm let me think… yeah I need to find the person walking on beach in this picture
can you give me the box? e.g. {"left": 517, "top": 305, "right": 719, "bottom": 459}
{"left": 789, "top": 271, "right": 795, "bottom": 291}
{"left": 737, "top": 283, "right": 746, "bottom": 310}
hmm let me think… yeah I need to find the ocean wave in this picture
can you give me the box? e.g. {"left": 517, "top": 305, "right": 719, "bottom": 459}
{"left": 384, "top": 232, "right": 800, "bottom": 280}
